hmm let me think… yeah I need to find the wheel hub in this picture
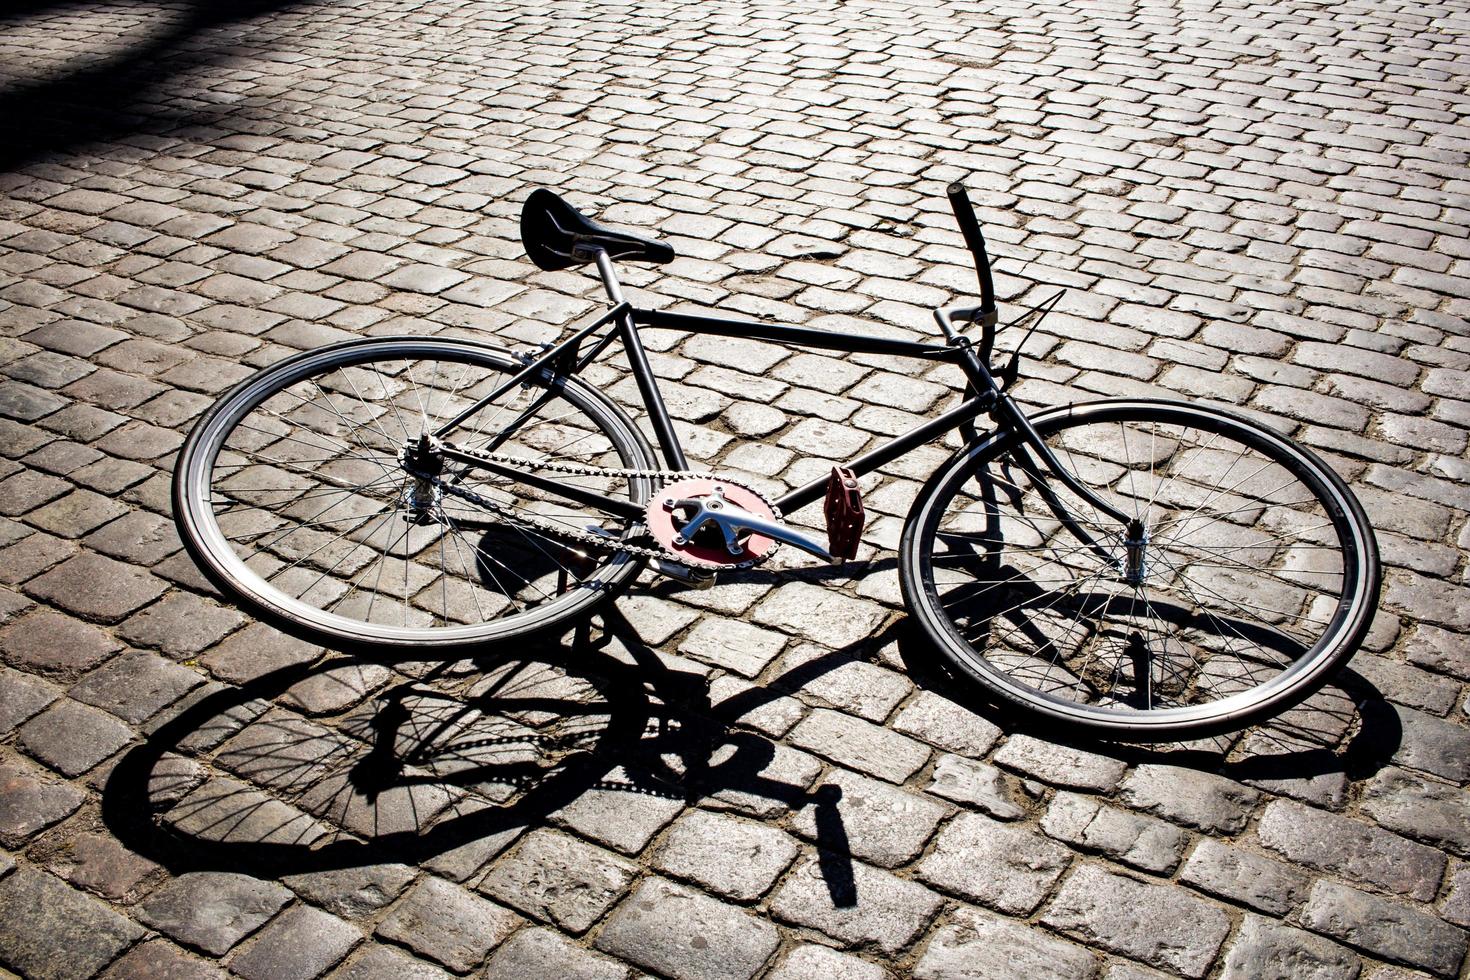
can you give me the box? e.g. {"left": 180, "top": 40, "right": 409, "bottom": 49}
{"left": 400, "top": 434, "right": 445, "bottom": 517}
{"left": 645, "top": 478, "right": 779, "bottom": 570}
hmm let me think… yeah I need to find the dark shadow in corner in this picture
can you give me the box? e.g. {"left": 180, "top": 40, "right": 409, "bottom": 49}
{"left": 0, "top": 0, "right": 327, "bottom": 170}
{"left": 102, "top": 605, "right": 866, "bottom": 907}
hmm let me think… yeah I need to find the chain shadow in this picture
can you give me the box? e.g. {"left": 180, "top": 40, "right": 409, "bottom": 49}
{"left": 101, "top": 605, "right": 866, "bottom": 906}
{"left": 0, "top": 0, "right": 327, "bottom": 169}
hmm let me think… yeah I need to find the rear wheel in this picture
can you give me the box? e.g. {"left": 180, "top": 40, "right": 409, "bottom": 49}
{"left": 900, "top": 399, "right": 1379, "bottom": 740}
{"left": 173, "top": 337, "right": 655, "bottom": 649}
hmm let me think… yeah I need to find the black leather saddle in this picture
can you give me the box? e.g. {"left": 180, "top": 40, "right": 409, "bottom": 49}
{"left": 520, "top": 188, "right": 676, "bottom": 271}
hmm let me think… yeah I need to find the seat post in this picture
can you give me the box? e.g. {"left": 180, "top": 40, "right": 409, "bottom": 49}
{"left": 590, "top": 248, "right": 689, "bottom": 470}
{"left": 593, "top": 248, "right": 626, "bottom": 305}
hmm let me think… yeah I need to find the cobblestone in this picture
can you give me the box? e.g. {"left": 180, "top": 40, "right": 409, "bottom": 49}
{"left": 0, "top": 869, "right": 143, "bottom": 980}
{"left": 138, "top": 872, "right": 292, "bottom": 957}
{"left": 770, "top": 855, "right": 944, "bottom": 955}
{"left": 596, "top": 877, "right": 780, "bottom": 980}
{"left": 479, "top": 829, "right": 638, "bottom": 933}
{"left": 1041, "top": 865, "right": 1231, "bottom": 978}
{"left": 0, "top": 2, "right": 1468, "bottom": 978}
{"left": 915, "top": 905, "right": 1097, "bottom": 980}
{"left": 919, "top": 812, "right": 1071, "bottom": 914}
{"left": 375, "top": 876, "right": 520, "bottom": 973}
{"left": 1301, "top": 881, "right": 1467, "bottom": 978}
{"left": 653, "top": 809, "right": 799, "bottom": 901}
{"left": 1257, "top": 799, "right": 1446, "bottom": 901}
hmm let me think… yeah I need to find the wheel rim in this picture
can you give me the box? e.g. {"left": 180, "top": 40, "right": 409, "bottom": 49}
{"left": 908, "top": 401, "right": 1375, "bottom": 732}
{"left": 176, "top": 340, "right": 651, "bottom": 646}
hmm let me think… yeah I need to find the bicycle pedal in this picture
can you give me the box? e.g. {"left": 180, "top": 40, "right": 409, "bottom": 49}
{"left": 824, "top": 466, "right": 865, "bottom": 562}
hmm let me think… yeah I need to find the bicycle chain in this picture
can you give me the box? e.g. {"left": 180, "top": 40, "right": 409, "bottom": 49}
{"left": 431, "top": 443, "right": 783, "bottom": 572}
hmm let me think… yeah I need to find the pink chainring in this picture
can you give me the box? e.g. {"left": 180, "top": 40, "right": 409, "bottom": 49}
{"left": 644, "top": 478, "right": 779, "bottom": 570}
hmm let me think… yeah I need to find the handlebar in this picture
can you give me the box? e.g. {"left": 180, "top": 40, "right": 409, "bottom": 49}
{"left": 947, "top": 182, "right": 996, "bottom": 316}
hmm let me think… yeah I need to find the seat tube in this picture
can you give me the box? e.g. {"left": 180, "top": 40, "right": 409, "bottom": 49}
{"left": 593, "top": 250, "right": 688, "bottom": 471}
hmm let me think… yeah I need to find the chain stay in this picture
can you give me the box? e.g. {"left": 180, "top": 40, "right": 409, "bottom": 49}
{"left": 432, "top": 443, "right": 781, "bottom": 571}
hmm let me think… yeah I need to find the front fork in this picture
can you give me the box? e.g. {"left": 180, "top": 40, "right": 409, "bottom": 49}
{"left": 937, "top": 305, "right": 1142, "bottom": 578}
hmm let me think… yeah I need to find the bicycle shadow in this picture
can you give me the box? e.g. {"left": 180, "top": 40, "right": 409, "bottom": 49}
{"left": 101, "top": 604, "right": 864, "bottom": 906}
{"left": 888, "top": 611, "right": 1402, "bottom": 796}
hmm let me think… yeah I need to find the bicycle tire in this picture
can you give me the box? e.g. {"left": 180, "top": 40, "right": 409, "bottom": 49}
{"left": 899, "top": 399, "right": 1380, "bottom": 740}
{"left": 173, "top": 336, "right": 657, "bottom": 650}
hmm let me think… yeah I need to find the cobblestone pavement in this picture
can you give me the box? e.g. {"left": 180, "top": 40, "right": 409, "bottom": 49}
{"left": 0, "top": 0, "right": 1468, "bottom": 977}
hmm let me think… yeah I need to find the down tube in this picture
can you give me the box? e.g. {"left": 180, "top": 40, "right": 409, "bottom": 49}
{"left": 777, "top": 396, "right": 992, "bottom": 513}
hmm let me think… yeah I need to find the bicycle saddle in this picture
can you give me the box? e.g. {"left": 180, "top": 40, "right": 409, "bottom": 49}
{"left": 521, "top": 188, "right": 676, "bottom": 271}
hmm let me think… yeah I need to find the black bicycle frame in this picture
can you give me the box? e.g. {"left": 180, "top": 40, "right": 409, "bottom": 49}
{"left": 431, "top": 246, "right": 1133, "bottom": 536}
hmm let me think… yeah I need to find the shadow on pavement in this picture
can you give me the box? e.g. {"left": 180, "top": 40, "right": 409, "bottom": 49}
{"left": 0, "top": 0, "right": 325, "bottom": 169}
{"left": 102, "top": 604, "right": 862, "bottom": 906}
{"left": 103, "top": 572, "right": 1398, "bottom": 914}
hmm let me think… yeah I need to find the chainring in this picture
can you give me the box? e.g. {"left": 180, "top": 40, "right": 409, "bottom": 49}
{"left": 645, "top": 478, "right": 781, "bottom": 570}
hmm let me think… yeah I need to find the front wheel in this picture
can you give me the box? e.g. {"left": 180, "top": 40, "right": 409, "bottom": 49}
{"left": 900, "top": 399, "right": 1380, "bottom": 740}
{"left": 173, "top": 336, "right": 657, "bottom": 649}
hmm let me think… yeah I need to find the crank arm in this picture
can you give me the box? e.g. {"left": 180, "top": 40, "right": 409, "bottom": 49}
{"left": 686, "top": 506, "right": 833, "bottom": 562}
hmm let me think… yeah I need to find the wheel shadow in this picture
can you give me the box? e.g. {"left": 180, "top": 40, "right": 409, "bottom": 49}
{"left": 0, "top": 0, "right": 328, "bottom": 169}
{"left": 102, "top": 604, "right": 863, "bottom": 905}
{"left": 890, "top": 614, "right": 1403, "bottom": 790}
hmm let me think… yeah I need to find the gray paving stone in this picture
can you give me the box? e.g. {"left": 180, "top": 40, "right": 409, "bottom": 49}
{"left": 281, "top": 864, "right": 416, "bottom": 920}
{"left": 375, "top": 876, "right": 520, "bottom": 973}
{"left": 24, "top": 551, "right": 167, "bottom": 623}
{"left": 330, "top": 944, "right": 452, "bottom": 980}
{"left": 1360, "top": 768, "right": 1470, "bottom": 857}
{"left": 787, "top": 708, "right": 929, "bottom": 783}
{"left": 0, "top": 609, "right": 121, "bottom": 676}
{"left": 775, "top": 644, "right": 912, "bottom": 722}
{"left": 33, "top": 827, "right": 160, "bottom": 902}
{"left": 1256, "top": 798, "right": 1446, "bottom": 901}
{"left": 1390, "top": 707, "right": 1470, "bottom": 783}
{"left": 0, "top": 868, "right": 144, "bottom": 980}
{"left": 478, "top": 829, "right": 638, "bottom": 933}
{"left": 919, "top": 811, "right": 1071, "bottom": 914}
{"left": 915, "top": 905, "right": 1099, "bottom": 980}
{"left": 1301, "top": 880, "right": 1467, "bottom": 978}
{"left": 117, "top": 591, "right": 246, "bottom": 656}
{"left": 1444, "top": 865, "right": 1470, "bottom": 929}
{"left": 1040, "top": 865, "right": 1231, "bottom": 978}
{"left": 1041, "top": 792, "right": 1190, "bottom": 875}
{"left": 550, "top": 765, "right": 686, "bottom": 855}
{"left": 924, "top": 754, "right": 1027, "bottom": 820}
{"left": 595, "top": 877, "right": 780, "bottom": 980}
{"left": 753, "top": 582, "right": 888, "bottom": 649}
{"left": 138, "top": 872, "right": 293, "bottom": 956}
{"left": 766, "top": 944, "right": 890, "bottom": 980}
{"left": 770, "top": 854, "right": 944, "bottom": 955}
{"left": 1218, "top": 913, "right": 1360, "bottom": 980}
{"left": 69, "top": 652, "right": 204, "bottom": 724}
{"left": 485, "top": 928, "right": 631, "bottom": 980}
{"left": 0, "top": 752, "right": 85, "bottom": 848}
{"left": 677, "top": 618, "right": 788, "bottom": 678}
{"left": 791, "top": 769, "right": 947, "bottom": 869}
{"left": 100, "top": 939, "right": 227, "bottom": 979}
{"left": 891, "top": 691, "right": 1003, "bottom": 759}
{"left": 1178, "top": 838, "right": 1309, "bottom": 917}
{"left": 18, "top": 698, "right": 134, "bottom": 776}
{"left": 653, "top": 808, "right": 799, "bottom": 901}
{"left": 1119, "top": 764, "right": 1261, "bottom": 834}
{"left": 994, "top": 736, "right": 1129, "bottom": 792}
{"left": 0, "top": 666, "right": 60, "bottom": 735}
{"left": 228, "top": 904, "right": 360, "bottom": 980}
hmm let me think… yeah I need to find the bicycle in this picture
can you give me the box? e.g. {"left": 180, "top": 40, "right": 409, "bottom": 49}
{"left": 172, "top": 183, "right": 1381, "bottom": 740}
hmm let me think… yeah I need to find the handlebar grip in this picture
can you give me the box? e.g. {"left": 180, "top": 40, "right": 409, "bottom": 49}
{"left": 947, "top": 182, "right": 996, "bottom": 314}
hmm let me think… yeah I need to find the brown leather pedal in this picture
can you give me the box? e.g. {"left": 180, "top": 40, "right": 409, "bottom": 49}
{"left": 824, "top": 466, "right": 865, "bottom": 561}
